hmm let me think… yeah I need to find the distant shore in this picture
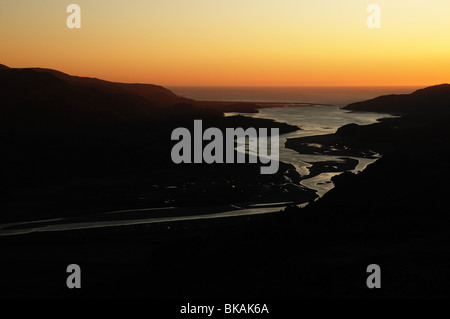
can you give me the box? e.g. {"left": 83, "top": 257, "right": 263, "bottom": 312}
{"left": 195, "top": 100, "right": 332, "bottom": 113}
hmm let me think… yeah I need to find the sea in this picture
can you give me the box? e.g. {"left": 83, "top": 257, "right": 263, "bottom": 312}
{"left": 168, "top": 86, "right": 420, "bottom": 106}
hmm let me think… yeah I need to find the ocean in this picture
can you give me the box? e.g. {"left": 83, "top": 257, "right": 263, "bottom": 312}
{"left": 169, "top": 86, "right": 421, "bottom": 106}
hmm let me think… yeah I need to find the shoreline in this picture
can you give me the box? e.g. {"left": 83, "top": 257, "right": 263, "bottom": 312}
{"left": 0, "top": 202, "right": 294, "bottom": 237}
{"left": 195, "top": 100, "right": 333, "bottom": 113}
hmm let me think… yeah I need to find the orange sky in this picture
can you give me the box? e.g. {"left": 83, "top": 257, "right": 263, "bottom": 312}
{"left": 1, "top": 0, "right": 449, "bottom": 86}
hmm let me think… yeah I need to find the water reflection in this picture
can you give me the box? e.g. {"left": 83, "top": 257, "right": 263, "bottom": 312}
{"left": 228, "top": 105, "right": 396, "bottom": 196}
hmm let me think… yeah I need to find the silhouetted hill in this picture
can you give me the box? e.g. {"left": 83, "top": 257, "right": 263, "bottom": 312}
{"left": 344, "top": 84, "right": 450, "bottom": 114}
{"left": 0, "top": 65, "right": 194, "bottom": 130}
{"left": 29, "top": 67, "right": 193, "bottom": 107}
{"left": 0, "top": 67, "right": 167, "bottom": 132}
{"left": 0, "top": 65, "right": 206, "bottom": 134}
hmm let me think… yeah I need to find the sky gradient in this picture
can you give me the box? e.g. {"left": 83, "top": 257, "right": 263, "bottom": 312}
{"left": 1, "top": 0, "right": 449, "bottom": 86}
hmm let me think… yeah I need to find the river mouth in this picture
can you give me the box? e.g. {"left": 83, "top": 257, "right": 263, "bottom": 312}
{"left": 226, "top": 105, "right": 396, "bottom": 196}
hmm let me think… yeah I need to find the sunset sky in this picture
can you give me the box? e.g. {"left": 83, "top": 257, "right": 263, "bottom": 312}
{"left": 1, "top": 0, "right": 449, "bottom": 86}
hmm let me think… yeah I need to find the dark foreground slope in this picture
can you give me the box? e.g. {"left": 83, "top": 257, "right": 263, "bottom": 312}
{"left": 1, "top": 84, "right": 450, "bottom": 299}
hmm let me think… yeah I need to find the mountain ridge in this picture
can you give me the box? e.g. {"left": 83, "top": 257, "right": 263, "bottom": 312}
{"left": 15, "top": 66, "right": 193, "bottom": 107}
{"left": 0, "top": 65, "right": 198, "bottom": 131}
{"left": 344, "top": 83, "right": 450, "bottom": 114}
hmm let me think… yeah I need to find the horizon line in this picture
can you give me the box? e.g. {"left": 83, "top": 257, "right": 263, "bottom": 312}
{"left": 1, "top": 63, "right": 441, "bottom": 88}
{"left": 166, "top": 85, "right": 429, "bottom": 88}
